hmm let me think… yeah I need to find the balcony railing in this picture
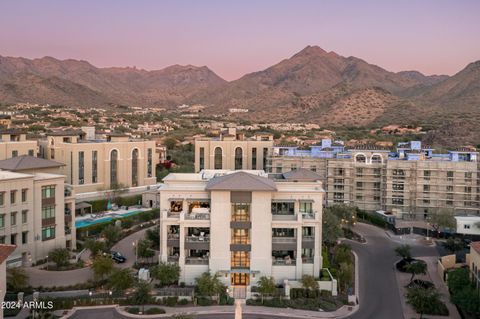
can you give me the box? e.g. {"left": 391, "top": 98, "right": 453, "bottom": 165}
{"left": 302, "top": 257, "right": 314, "bottom": 264}
{"left": 185, "top": 213, "right": 210, "bottom": 220}
{"left": 167, "top": 255, "right": 179, "bottom": 262}
{"left": 167, "top": 210, "right": 182, "bottom": 218}
{"left": 185, "top": 257, "right": 209, "bottom": 265}
{"left": 302, "top": 235, "right": 315, "bottom": 241}
{"left": 167, "top": 233, "right": 180, "bottom": 239}
{"left": 272, "top": 214, "right": 296, "bottom": 221}
{"left": 272, "top": 258, "right": 296, "bottom": 265}
{"left": 272, "top": 237, "right": 297, "bottom": 243}
{"left": 301, "top": 212, "right": 316, "bottom": 219}
{"left": 185, "top": 236, "right": 210, "bottom": 242}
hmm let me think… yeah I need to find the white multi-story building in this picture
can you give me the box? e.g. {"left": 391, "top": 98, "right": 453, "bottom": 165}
{"left": 0, "top": 170, "right": 75, "bottom": 267}
{"left": 155, "top": 169, "right": 324, "bottom": 297}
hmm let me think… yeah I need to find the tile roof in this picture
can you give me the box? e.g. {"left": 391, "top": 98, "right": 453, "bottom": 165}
{"left": 0, "top": 244, "right": 16, "bottom": 264}
{"left": 282, "top": 168, "right": 323, "bottom": 181}
{"left": 206, "top": 171, "right": 277, "bottom": 191}
{"left": 471, "top": 242, "right": 480, "bottom": 255}
{"left": 0, "top": 155, "right": 64, "bottom": 171}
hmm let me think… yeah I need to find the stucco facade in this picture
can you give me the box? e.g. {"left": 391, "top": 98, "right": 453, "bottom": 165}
{"left": 38, "top": 128, "right": 158, "bottom": 193}
{"left": 0, "top": 131, "right": 37, "bottom": 160}
{"left": 0, "top": 171, "right": 75, "bottom": 266}
{"left": 156, "top": 170, "right": 323, "bottom": 298}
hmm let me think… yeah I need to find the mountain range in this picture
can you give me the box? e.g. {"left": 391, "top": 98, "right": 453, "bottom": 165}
{"left": 1, "top": 45, "right": 479, "bottom": 146}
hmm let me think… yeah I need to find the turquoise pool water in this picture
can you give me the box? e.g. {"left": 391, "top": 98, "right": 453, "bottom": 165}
{"left": 75, "top": 210, "right": 145, "bottom": 229}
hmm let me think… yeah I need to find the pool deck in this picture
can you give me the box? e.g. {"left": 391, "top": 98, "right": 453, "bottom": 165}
{"left": 75, "top": 207, "right": 150, "bottom": 228}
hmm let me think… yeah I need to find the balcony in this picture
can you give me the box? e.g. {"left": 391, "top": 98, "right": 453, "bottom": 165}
{"left": 185, "top": 257, "right": 209, "bottom": 265}
{"left": 272, "top": 258, "right": 296, "bottom": 266}
{"left": 272, "top": 237, "right": 297, "bottom": 243}
{"left": 272, "top": 214, "right": 296, "bottom": 221}
{"left": 185, "top": 212, "right": 210, "bottom": 220}
{"left": 167, "top": 210, "right": 181, "bottom": 218}
{"left": 301, "top": 212, "right": 316, "bottom": 220}
{"left": 302, "top": 256, "right": 314, "bottom": 264}
{"left": 185, "top": 235, "right": 210, "bottom": 242}
{"left": 41, "top": 217, "right": 56, "bottom": 227}
{"left": 167, "top": 255, "right": 179, "bottom": 263}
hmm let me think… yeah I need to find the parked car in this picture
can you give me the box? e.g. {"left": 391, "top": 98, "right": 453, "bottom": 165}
{"left": 110, "top": 251, "right": 126, "bottom": 263}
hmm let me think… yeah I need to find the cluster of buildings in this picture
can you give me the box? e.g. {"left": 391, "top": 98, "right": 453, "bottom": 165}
{"left": 0, "top": 127, "right": 159, "bottom": 267}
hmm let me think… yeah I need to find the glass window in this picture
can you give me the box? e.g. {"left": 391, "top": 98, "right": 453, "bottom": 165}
{"left": 299, "top": 201, "right": 312, "bottom": 213}
{"left": 21, "top": 189, "right": 27, "bottom": 202}
{"left": 12, "top": 150, "right": 18, "bottom": 157}
{"left": 0, "top": 214, "right": 4, "bottom": 228}
{"left": 234, "top": 147, "right": 243, "bottom": 170}
{"left": 251, "top": 148, "right": 257, "bottom": 170}
{"left": 22, "top": 231, "right": 28, "bottom": 244}
{"left": 10, "top": 190, "right": 16, "bottom": 204}
{"left": 0, "top": 192, "right": 4, "bottom": 206}
{"left": 214, "top": 147, "right": 222, "bottom": 169}
{"left": 132, "top": 149, "right": 139, "bottom": 186}
{"left": 11, "top": 234, "right": 17, "bottom": 245}
{"left": 78, "top": 151, "right": 85, "bottom": 184}
{"left": 92, "top": 150, "right": 98, "bottom": 183}
{"left": 199, "top": 147, "right": 205, "bottom": 170}
{"left": 231, "top": 203, "right": 250, "bottom": 221}
{"left": 41, "top": 206, "right": 55, "bottom": 219}
{"left": 28, "top": 149, "right": 34, "bottom": 156}
{"left": 147, "top": 148, "right": 153, "bottom": 178}
{"left": 42, "top": 226, "right": 55, "bottom": 241}
{"left": 22, "top": 210, "right": 28, "bottom": 224}
{"left": 42, "top": 186, "right": 55, "bottom": 199}
{"left": 110, "top": 150, "right": 118, "bottom": 186}
{"left": 271, "top": 202, "right": 295, "bottom": 215}
{"left": 263, "top": 148, "right": 268, "bottom": 170}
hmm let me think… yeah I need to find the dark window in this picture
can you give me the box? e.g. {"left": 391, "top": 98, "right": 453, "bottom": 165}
{"left": 42, "top": 226, "right": 55, "bottom": 241}
{"left": 263, "top": 148, "right": 268, "bottom": 170}
{"left": 147, "top": 148, "right": 153, "bottom": 177}
{"left": 21, "top": 189, "right": 27, "bottom": 202}
{"left": 251, "top": 148, "right": 257, "bottom": 170}
{"left": 199, "top": 147, "right": 205, "bottom": 170}
{"left": 214, "top": 147, "right": 222, "bottom": 169}
{"left": 41, "top": 186, "right": 55, "bottom": 199}
{"left": 10, "top": 190, "right": 16, "bottom": 204}
{"left": 271, "top": 202, "right": 295, "bottom": 215}
{"left": 110, "top": 150, "right": 118, "bottom": 186}
{"left": 22, "top": 231, "right": 28, "bottom": 244}
{"left": 132, "top": 149, "right": 139, "bottom": 186}
{"left": 12, "top": 150, "right": 18, "bottom": 157}
{"left": 235, "top": 147, "right": 243, "bottom": 170}
{"left": 92, "top": 151, "right": 98, "bottom": 183}
{"left": 28, "top": 149, "right": 34, "bottom": 156}
{"left": 78, "top": 151, "right": 85, "bottom": 184}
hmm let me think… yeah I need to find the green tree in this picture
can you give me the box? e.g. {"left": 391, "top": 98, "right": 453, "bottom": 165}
{"left": 395, "top": 244, "right": 412, "bottom": 260}
{"left": 442, "top": 237, "right": 464, "bottom": 254}
{"left": 406, "top": 286, "right": 443, "bottom": 319}
{"left": 338, "top": 262, "right": 353, "bottom": 293}
{"left": 146, "top": 226, "right": 160, "bottom": 249}
{"left": 327, "top": 204, "right": 357, "bottom": 228}
{"left": 195, "top": 272, "right": 225, "bottom": 299}
{"left": 447, "top": 268, "right": 480, "bottom": 318}
{"left": 333, "top": 243, "right": 353, "bottom": 266}
{"left": 91, "top": 256, "right": 115, "bottom": 281}
{"left": 49, "top": 248, "right": 70, "bottom": 268}
{"left": 137, "top": 239, "right": 155, "bottom": 262}
{"left": 301, "top": 275, "right": 319, "bottom": 290}
{"left": 101, "top": 225, "right": 122, "bottom": 248}
{"left": 84, "top": 239, "right": 106, "bottom": 257}
{"left": 151, "top": 262, "right": 180, "bottom": 286}
{"left": 322, "top": 208, "right": 342, "bottom": 246}
{"left": 429, "top": 209, "right": 456, "bottom": 235}
{"left": 107, "top": 268, "right": 135, "bottom": 292}
{"left": 405, "top": 261, "right": 427, "bottom": 283}
{"left": 132, "top": 281, "right": 152, "bottom": 314}
{"left": 257, "top": 276, "right": 276, "bottom": 303}
{"left": 6, "top": 267, "right": 29, "bottom": 291}
{"left": 164, "top": 137, "right": 178, "bottom": 150}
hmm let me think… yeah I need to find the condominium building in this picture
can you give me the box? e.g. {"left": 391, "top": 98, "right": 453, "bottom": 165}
{"left": 156, "top": 169, "right": 323, "bottom": 297}
{"left": 0, "top": 130, "right": 37, "bottom": 160}
{"left": 38, "top": 127, "right": 158, "bottom": 193}
{"left": 269, "top": 140, "right": 480, "bottom": 219}
{"left": 0, "top": 170, "right": 75, "bottom": 266}
{"left": 194, "top": 127, "right": 274, "bottom": 172}
{"left": 0, "top": 244, "right": 16, "bottom": 319}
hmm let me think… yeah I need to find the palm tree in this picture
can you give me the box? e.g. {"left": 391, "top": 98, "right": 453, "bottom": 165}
{"left": 395, "top": 244, "right": 412, "bottom": 260}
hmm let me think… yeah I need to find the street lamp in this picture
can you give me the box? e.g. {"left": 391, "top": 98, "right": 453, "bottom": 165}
{"left": 132, "top": 240, "right": 138, "bottom": 264}
{"left": 46, "top": 255, "right": 49, "bottom": 270}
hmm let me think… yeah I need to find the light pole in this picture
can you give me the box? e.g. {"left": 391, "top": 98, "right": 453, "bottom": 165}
{"left": 132, "top": 240, "right": 138, "bottom": 264}
{"left": 46, "top": 255, "right": 49, "bottom": 270}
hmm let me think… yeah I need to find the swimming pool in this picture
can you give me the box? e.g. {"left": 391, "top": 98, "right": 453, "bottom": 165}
{"left": 75, "top": 210, "right": 145, "bottom": 229}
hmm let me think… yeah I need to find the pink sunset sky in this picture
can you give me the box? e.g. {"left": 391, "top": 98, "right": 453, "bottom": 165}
{"left": 1, "top": 0, "right": 479, "bottom": 81}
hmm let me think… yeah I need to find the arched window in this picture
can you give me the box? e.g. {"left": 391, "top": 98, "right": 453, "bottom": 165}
{"left": 356, "top": 154, "right": 366, "bottom": 163}
{"left": 214, "top": 147, "right": 223, "bottom": 169}
{"left": 235, "top": 147, "right": 243, "bottom": 170}
{"left": 132, "top": 149, "right": 139, "bottom": 187}
{"left": 110, "top": 150, "right": 118, "bottom": 186}
{"left": 371, "top": 155, "right": 382, "bottom": 164}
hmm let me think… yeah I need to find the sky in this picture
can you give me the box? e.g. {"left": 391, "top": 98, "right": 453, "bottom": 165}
{"left": 0, "top": 0, "right": 479, "bottom": 81}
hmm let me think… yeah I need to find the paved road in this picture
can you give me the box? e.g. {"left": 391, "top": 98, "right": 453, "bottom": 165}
{"left": 66, "top": 223, "right": 439, "bottom": 319}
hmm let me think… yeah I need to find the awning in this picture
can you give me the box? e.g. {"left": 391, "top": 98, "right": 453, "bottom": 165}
{"left": 272, "top": 199, "right": 296, "bottom": 203}
{"left": 186, "top": 198, "right": 211, "bottom": 202}
{"left": 299, "top": 199, "right": 314, "bottom": 203}
{"left": 76, "top": 202, "right": 92, "bottom": 209}
{"left": 168, "top": 198, "right": 184, "bottom": 201}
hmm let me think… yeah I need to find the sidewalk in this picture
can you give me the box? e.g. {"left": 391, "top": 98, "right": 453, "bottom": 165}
{"left": 394, "top": 256, "right": 461, "bottom": 319}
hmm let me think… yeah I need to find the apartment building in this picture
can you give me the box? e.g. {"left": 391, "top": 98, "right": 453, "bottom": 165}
{"left": 269, "top": 140, "right": 480, "bottom": 219}
{"left": 38, "top": 127, "right": 158, "bottom": 193}
{"left": 469, "top": 242, "right": 480, "bottom": 288}
{"left": 0, "top": 130, "right": 37, "bottom": 160}
{"left": 156, "top": 169, "right": 323, "bottom": 297}
{"left": 0, "top": 170, "right": 75, "bottom": 266}
{"left": 194, "top": 127, "right": 274, "bottom": 172}
{"left": 0, "top": 244, "right": 16, "bottom": 319}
